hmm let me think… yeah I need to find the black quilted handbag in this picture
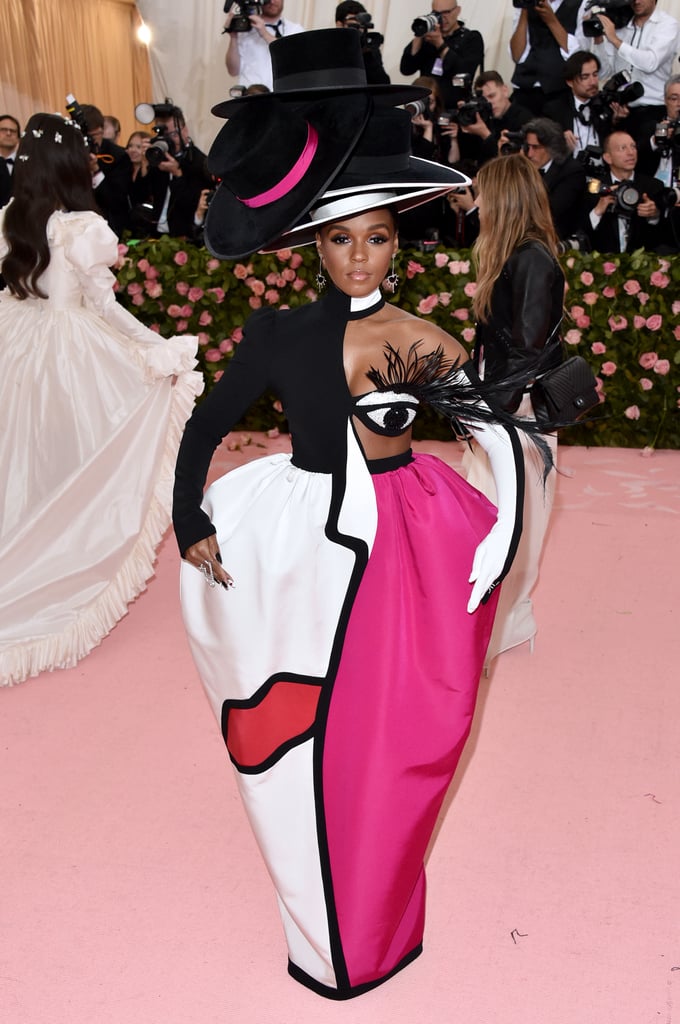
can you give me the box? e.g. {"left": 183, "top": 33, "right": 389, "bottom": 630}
{"left": 530, "top": 356, "right": 600, "bottom": 427}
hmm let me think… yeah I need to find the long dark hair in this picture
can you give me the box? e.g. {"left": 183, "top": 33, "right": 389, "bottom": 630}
{"left": 2, "top": 113, "right": 98, "bottom": 299}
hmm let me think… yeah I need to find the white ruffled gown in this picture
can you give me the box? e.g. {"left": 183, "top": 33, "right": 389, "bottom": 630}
{"left": 0, "top": 208, "right": 204, "bottom": 685}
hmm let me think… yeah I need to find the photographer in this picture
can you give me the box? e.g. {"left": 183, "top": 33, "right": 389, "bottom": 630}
{"left": 335, "top": 2, "right": 390, "bottom": 85}
{"left": 399, "top": 2, "right": 484, "bottom": 108}
{"left": 523, "top": 117, "right": 588, "bottom": 238}
{"left": 77, "top": 104, "right": 131, "bottom": 238}
{"left": 638, "top": 75, "right": 680, "bottom": 182}
{"left": 586, "top": 129, "right": 665, "bottom": 251}
{"left": 459, "top": 71, "right": 533, "bottom": 166}
{"left": 224, "top": 1, "right": 304, "bottom": 90}
{"left": 577, "top": 0, "right": 680, "bottom": 135}
{"left": 151, "top": 105, "right": 214, "bottom": 239}
{"left": 544, "top": 50, "right": 629, "bottom": 154}
{"left": 510, "top": 0, "right": 582, "bottom": 115}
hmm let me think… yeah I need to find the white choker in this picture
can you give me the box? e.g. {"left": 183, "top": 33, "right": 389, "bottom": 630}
{"left": 350, "top": 288, "right": 382, "bottom": 312}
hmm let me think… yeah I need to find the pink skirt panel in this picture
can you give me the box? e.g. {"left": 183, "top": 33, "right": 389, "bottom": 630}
{"left": 322, "top": 453, "right": 500, "bottom": 988}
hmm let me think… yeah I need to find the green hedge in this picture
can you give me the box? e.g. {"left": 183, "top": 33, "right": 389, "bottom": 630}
{"left": 115, "top": 238, "right": 680, "bottom": 449}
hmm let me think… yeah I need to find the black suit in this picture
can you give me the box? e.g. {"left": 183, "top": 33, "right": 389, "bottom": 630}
{"left": 92, "top": 139, "right": 133, "bottom": 238}
{"left": 585, "top": 170, "right": 666, "bottom": 253}
{"left": 540, "top": 156, "right": 588, "bottom": 240}
{"left": 543, "top": 93, "right": 613, "bottom": 150}
{"left": 400, "top": 23, "right": 484, "bottom": 107}
{"left": 151, "top": 143, "right": 213, "bottom": 240}
{"left": 0, "top": 156, "right": 15, "bottom": 208}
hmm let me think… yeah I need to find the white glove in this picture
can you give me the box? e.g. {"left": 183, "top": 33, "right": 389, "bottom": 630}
{"left": 464, "top": 417, "right": 524, "bottom": 613}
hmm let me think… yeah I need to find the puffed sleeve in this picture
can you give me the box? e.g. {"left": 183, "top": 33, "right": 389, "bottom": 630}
{"left": 56, "top": 210, "right": 199, "bottom": 376}
{"left": 0, "top": 207, "right": 8, "bottom": 262}
{"left": 172, "top": 308, "right": 277, "bottom": 555}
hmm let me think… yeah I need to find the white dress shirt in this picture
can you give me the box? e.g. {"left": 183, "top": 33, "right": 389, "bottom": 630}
{"left": 236, "top": 17, "right": 304, "bottom": 89}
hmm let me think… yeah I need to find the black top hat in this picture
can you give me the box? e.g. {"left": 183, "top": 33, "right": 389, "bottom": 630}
{"left": 212, "top": 28, "right": 429, "bottom": 118}
{"left": 204, "top": 93, "right": 371, "bottom": 260}
{"left": 261, "top": 107, "right": 471, "bottom": 250}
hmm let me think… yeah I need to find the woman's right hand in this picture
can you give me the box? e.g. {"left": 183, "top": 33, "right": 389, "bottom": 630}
{"left": 184, "top": 535, "right": 234, "bottom": 589}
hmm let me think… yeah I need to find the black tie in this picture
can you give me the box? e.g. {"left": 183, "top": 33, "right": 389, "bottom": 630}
{"left": 4, "top": 157, "right": 14, "bottom": 167}
{"left": 576, "top": 103, "right": 591, "bottom": 126}
{"left": 269, "top": 20, "right": 282, "bottom": 38}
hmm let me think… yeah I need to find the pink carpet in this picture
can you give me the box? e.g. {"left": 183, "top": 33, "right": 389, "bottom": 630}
{"left": 3, "top": 438, "right": 679, "bottom": 1024}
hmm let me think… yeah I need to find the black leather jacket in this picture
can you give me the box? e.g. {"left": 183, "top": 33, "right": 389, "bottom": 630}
{"left": 472, "top": 241, "right": 564, "bottom": 412}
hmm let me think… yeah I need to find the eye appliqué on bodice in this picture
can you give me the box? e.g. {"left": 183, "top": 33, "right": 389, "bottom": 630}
{"left": 352, "top": 389, "right": 419, "bottom": 437}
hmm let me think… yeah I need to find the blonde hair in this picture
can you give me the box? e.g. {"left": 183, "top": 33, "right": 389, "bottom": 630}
{"left": 472, "top": 154, "right": 560, "bottom": 323}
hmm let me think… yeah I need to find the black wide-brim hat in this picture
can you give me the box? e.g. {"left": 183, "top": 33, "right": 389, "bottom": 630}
{"left": 261, "top": 107, "right": 471, "bottom": 250}
{"left": 204, "top": 92, "right": 371, "bottom": 260}
{"left": 212, "top": 28, "right": 429, "bottom": 118}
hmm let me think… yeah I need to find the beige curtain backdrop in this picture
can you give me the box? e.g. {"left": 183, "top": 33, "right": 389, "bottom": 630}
{"left": 0, "top": 0, "right": 152, "bottom": 144}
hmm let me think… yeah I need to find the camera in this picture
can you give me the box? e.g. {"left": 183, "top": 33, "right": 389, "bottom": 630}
{"left": 501, "top": 129, "right": 526, "bottom": 155}
{"left": 437, "top": 111, "right": 457, "bottom": 126}
{"left": 512, "top": 0, "right": 543, "bottom": 8}
{"left": 146, "top": 128, "right": 172, "bottom": 168}
{"left": 346, "top": 11, "right": 374, "bottom": 30}
{"left": 455, "top": 96, "right": 493, "bottom": 128}
{"left": 582, "top": 0, "right": 633, "bottom": 38}
{"left": 224, "top": 0, "right": 263, "bottom": 32}
{"left": 404, "top": 99, "right": 430, "bottom": 119}
{"left": 134, "top": 100, "right": 184, "bottom": 165}
{"left": 654, "top": 118, "right": 680, "bottom": 152}
{"left": 600, "top": 70, "right": 644, "bottom": 106}
{"left": 557, "top": 230, "right": 592, "bottom": 254}
{"left": 65, "top": 94, "right": 94, "bottom": 149}
{"left": 577, "top": 143, "right": 605, "bottom": 175}
{"left": 655, "top": 186, "right": 680, "bottom": 214}
{"left": 411, "top": 12, "right": 441, "bottom": 36}
{"left": 589, "top": 178, "right": 640, "bottom": 216}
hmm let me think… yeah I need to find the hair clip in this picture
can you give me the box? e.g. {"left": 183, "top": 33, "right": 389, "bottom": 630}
{"left": 32, "top": 128, "right": 44, "bottom": 138}
{"left": 20, "top": 130, "right": 26, "bottom": 138}
{"left": 19, "top": 154, "right": 29, "bottom": 161}
{"left": 54, "top": 132, "right": 62, "bottom": 143}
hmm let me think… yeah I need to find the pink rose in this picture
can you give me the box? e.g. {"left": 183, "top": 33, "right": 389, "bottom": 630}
{"left": 575, "top": 315, "right": 591, "bottom": 328}
{"left": 292, "top": 277, "right": 306, "bottom": 292}
{"left": 233, "top": 263, "right": 249, "bottom": 280}
{"left": 180, "top": 304, "right": 193, "bottom": 318}
{"left": 131, "top": 293, "right": 144, "bottom": 306}
{"left": 117, "top": 242, "right": 129, "bottom": 258}
{"left": 149, "top": 323, "right": 160, "bottom": 333}
{"left": 206, "top": 258, "right": 220, "bottom": 272}
{"left": 639, "top": 377, "right": 653, "bottom": 391}
{"left": 267, "top": 427, "right": 280, "bottom": 439}
{"left": 580, "top": 271, "right": 594, "bottom": 286}
{"left": 462, "top": 327, "right": 476, "bottom": 343}
{"left": 204, "top": 348, "right": 222, "bottom": 362}
{"left": 602, "top": 261, "right": 617, "bottom": 275}
{"left": 276, "top": 275, "right": 287, "bottom": 288}
{"left": 176, "top": 320, "right": 188, "bottom": 332}
{"left": 232, "top": 326, "right": 243, "bottom": 343}
{"left": 602, "top": 286, "right": 616, "bottom": 298}
{"left": 463, "top": 281, "right": 477, "bottom": 298}
{"left": 126, "top": 282, "right": 143, "bottom": 295}
{"left": 583, "top": 291, "right": 599, "bottom": 306}
{"left": 650, "top": 270, "right": 669, "bottom": 288}
{"left": 173, "top": 250, "right": 188, "bottom": 266}
{"left": 112, "top": 281, "right": 120, "bottom": 292}
{"left": 137, "top": 257, "right": 149, "bottom": 274}
{"left": 264, "top": 289, "right": 280, "bottom": 304}
{"left": 145, "top": 265, "right": 159, "bottom": 280}
{"left": 290, "top": 252, "right": 303, "bottom": 269}
{"left": 565, "top": 328, "right": 581, "bottom": 345}
{"left": 591, "top": 341, "right": 606, "bottom": 355}
{"left": 633, "top": 315, "right": 646, "bottom": 329}
{"left": 199, "top": 311, "right": 213, "bottom": 326}
{"left": 280, "top": 267, "right": 296, "bottom": 282}
{"left": 565, "top": 256, "right": 575, "bottom": 269}
{"left": 639, "top": 351, "right": 658, "bottom": 369}
{"left": 417, "top": 294, "right": 439, "bottom": 315}
{"left": 145, "top": 280, "right": 163, "bottom": 298}
{"left": 658, "top": 258, "right": 670, "bottom": 272}
{"left": 219, "top": 338, "right": 234, "bottom": 354}
{"left": 601, "top": 361, "right": 617, "bottom": 376}
{"left": 452, "top": 307, "right": 470, "bottom": 321}
{"left": 674, "top": 326, "right": 680, "bottom": 342}
{"left": 266, "top": 272, "right": 278, "bottom": 285}
{"left": 175, "top": 281, "right": 189, "bottom": 296}
{"left": 167, "top": 304, "right": 182, "bottom": 318}
{"left": 435, "top": 252, "right": 449, "bottom": 268}
{"left": 209, "top": 287, "right": 225, "bottom": 303}
{"left": 249, "top": 296, "right": 262, "bottom": 309}
{"left": 249, "top": 279, "right": 265, "bottom": 296}
{"left": 646, "top": 314, "right": 663, "bottom": 331}
{"left": 438, "top": 291, "right": 451, "bottom": 306}
{"left": 198, "top": 332, "right": 210, "bottom": 346}
{"left": 213, "top": 370, "right": 224, "bottom": 382}
{"left": 186, "top": 286, "right": 202, "bottom": 302}
{"left": 653, "top": 359, "right": 670, "bottom": 375}
{"left": 638, "top": 291, "right": 649, "bottom": 306}
{"left": 273, "top": 399, "right": 283, "bottom": 413}
{"left": 608, "top": 315, "right": 627, "bottom": 332}
{"left": 570, "top": 305, "right": 585, "bottom": 318}
{"left": 448, "top": 260, "right": 463, "bottom": 275}
{"left": 623, "top": 279, "right": 641, "bottom": 295}
{"left": 406, "top": 260, "right": 425, "bottom": 278}
{"left": 624, "top": 405, "right": 640, "bottom": 420}
{"left": 672, "top": 300, "right": 680, "bottom": 315}
{"left": 275, "top": 248, "right": 292, "bottom": 262}
{"left": 305, "top": 289, "right": 317, "bottom": 300}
